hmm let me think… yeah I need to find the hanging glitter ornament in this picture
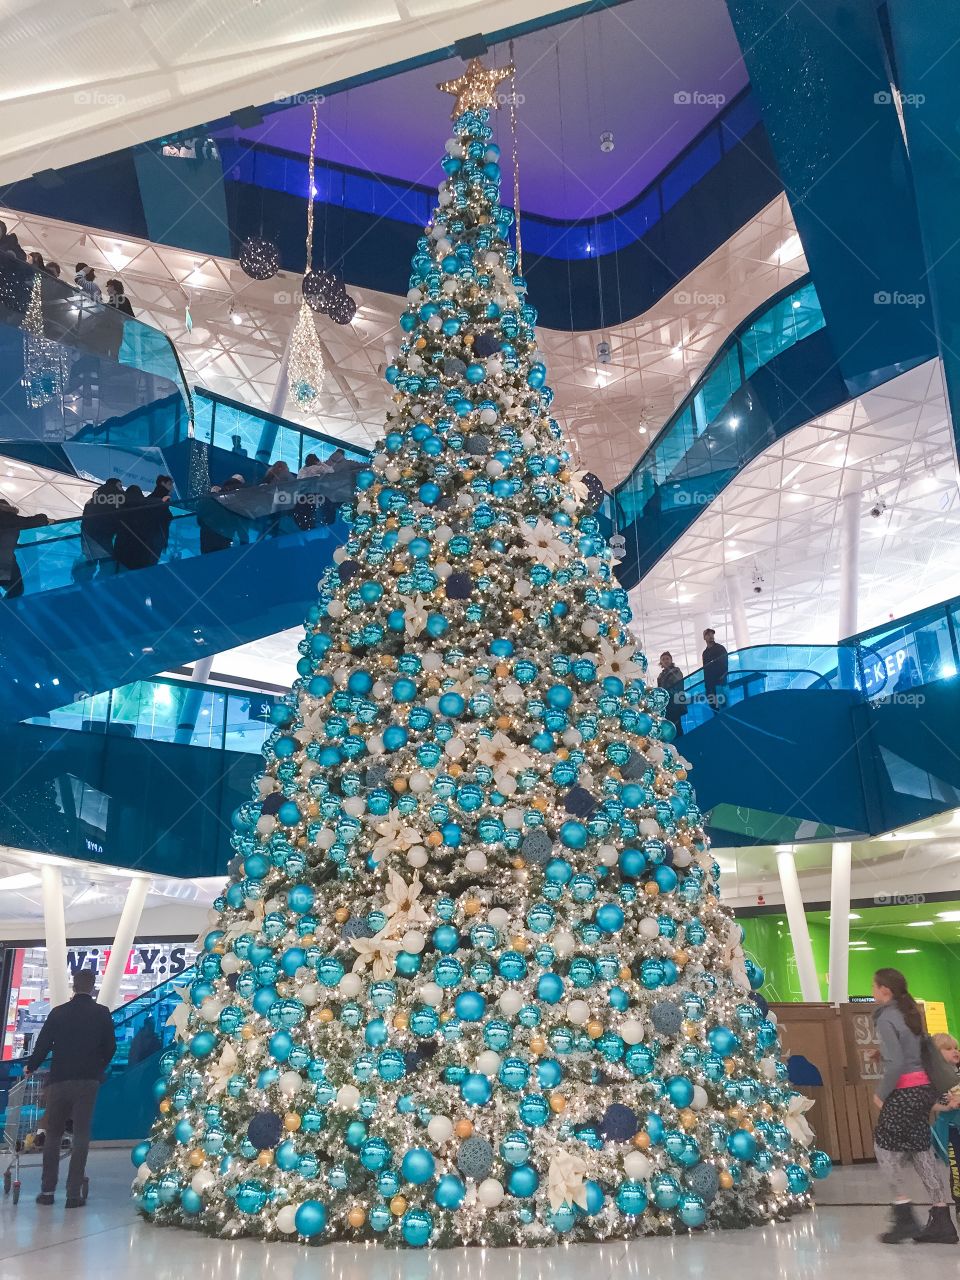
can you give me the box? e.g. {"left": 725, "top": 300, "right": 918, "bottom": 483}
{"left": 239, "top": 236, "right": 280, "bottom": 281}
{"left": 288, "top": 301, "right": 325, "bottom": 411}
{"left": 303, "top": 269, "right": 339, "bottom": 314}
{"left": 328, "top": 288, "right": 358, "bottom": 325}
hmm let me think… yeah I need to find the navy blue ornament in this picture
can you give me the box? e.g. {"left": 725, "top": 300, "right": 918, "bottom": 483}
{"left": 445, "top": 572, "right": 473, "bottom": 600}
{"left": 247, "top": 1111, "right": 283, "bottom": 1151}
{"left": 600, "top": 1103, "right": 638, "bottom": 1142}
{"left": 651, "top": 1000, "right": 684, "bottom": 1037}
{"left": 564, "top": 786, "right": 598, "bottom": 817}
{"left": 457, "top": 1135, "right": 494, "bottom": 1179}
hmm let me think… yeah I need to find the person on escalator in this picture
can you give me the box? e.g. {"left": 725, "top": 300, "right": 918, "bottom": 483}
{"left": 657, "top": 652, "right": 686, "bottom": 737}
{"left": 701, "top": 628, "right": 729, "bottom": 712}
{"left": 0, "top": 497, "right": 49, "bottom": 597}
{"left": 79, "top": 478, "right": 123, "bottom": 577}
{"left": 113, "top": 486, "right": 154, "bottom": 570}
{"left": 142, "top": 475, "right": 174, "bottom": 561}
{"left": 126, "top": 1018, "right": 162, "bottom": 1067}
{"left": 25, "top": 967, "right": 116, "bottom": 1208}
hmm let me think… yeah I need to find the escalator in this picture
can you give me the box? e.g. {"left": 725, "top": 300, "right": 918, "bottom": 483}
{"left": 0, "top": 503, "right": 349, "bottom": 721}
{"left": 675, "top": 592, "right": 960, "bottom": 844}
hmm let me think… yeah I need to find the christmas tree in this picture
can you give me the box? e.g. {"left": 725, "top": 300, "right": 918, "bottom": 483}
{"left": 133, "top": 61, "right": 830, "bottom": 1246}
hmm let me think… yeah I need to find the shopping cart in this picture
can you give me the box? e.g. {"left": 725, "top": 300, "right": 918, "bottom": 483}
{"left": 1, "top": 1066, "right": 84, "bottom": 1205}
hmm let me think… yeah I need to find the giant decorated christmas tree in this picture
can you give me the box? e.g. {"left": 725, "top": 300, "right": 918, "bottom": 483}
{"left": 133, "top": 61, "right": 829, "bottom": 1246}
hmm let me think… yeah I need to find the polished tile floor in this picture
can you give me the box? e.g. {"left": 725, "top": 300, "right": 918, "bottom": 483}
{"left": 0, "top": 1150, "right": 954, "bottom": 1279}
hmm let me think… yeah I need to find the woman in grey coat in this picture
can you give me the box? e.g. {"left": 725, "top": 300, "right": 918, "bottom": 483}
{"left": 873, "top": 967, "right": 957, "bottom": 1244}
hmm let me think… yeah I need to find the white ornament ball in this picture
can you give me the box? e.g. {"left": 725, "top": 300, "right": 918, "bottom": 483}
{"left": 402, "top": 929, "right": 426, "bottom": 953}
{"left": 422, "top": 651, "right": 444, "bottom": 672}
{"left": 503, "top": 807, "right": 524, "bottom": 829}
{"left": 478, "top": 1178, "right": 504, "bottom": 1208}
{"left": 337, "top": 1083, "right": 361, "bottom": 1109}
{"left": 279, "top": 1070, "right": 303, "bottom": 1098}
{"left": 581, "top": 618, "right": 600, "bottom": 638}
{"left": 638, "top": 917, "right": 660, "bottom": 940}
{"left": 567, "top": 999, "right": 590, "bottom": 1025}
{"left": 691, "top": 1086, "right": 709, "bottom": 1111}
{"left": 300, "top": 982, "right": 320, "bottom": 1007}
{"left": 464, "top": 850, "right": 488, "bottom": 874}
{"left": 427, "top": 1115, "right": 454, "bottom": 1143}
{"left": 672, "top": 847, "right": 693, "bottom": 868}
{"left": 445, "top": 736, "right": 466, "bottom": 759}
{"left": 479, "top": 407, "right": 498, "bottom": 426}
{"left": 342, "top": 796, "right": 366, "bottom": 817}
{"left": 476, "top": 1050, "right": 502, "bottom": 1076}
{"left": 136, "top": 1163, "right": 152, "bottom": 1185}
{"left": 199, "top": 997, "right": 222, "bottom": 1022}
{"left": 409, "top": 771, "right": 431, "bottom": 794}
{"left": 553, "top": 929, "right": 576, "bottom": 957}
{"left": 407, "top": 847, "right": 428, "bottom": 869}
{"left": 498, "top": 989, "right": 523, "bottom": 1016}
{"left": 191, "top": 1168, "right": 216, "bottom": 1195}
{"left": 598, "top": 844, "right": 618, "bottom": 867}
{"left": 339, "top": 971, "right": 362, "bottom": 998}
{"left": 488, "top": 907, "right": 510, "bottom": 930}
{"left": 220, "top": 952, "right": 241, "bottom": 975}
{"left": 514, "top": 578, "right": 532, "bottom": 598}
{"left": 486, "top": 459, "right": 504, "bottom": 477}
{"left": 326, "top": 599, "right": 345, "bottom": 619}
{"left": 624, "top": 1151, "right": 652, "bottom": 1180}
{"left": 420, "top": 982, "right": 443, "bottom": 1007}
{"left": 275, "top": 1204, "right": 298, "bottom": 1233}
{"left": 621, "top": 1018, "right": 644, "bottom": 1044}
{"left": 769, "top": 1168, "right": 789, "bottom": 1194}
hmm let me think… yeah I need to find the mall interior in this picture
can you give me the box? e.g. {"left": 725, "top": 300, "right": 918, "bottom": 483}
{"left": 1, "top": 0, "right": 959, "bottom": 1273}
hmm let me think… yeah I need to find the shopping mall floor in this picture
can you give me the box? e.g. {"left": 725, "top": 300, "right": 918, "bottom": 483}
{"left": 0, "top": 1150, "right": 954, "bottom": 1279}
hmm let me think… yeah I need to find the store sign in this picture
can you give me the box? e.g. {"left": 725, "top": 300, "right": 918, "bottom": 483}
{"left": 862, "top": 645, "right": 909, "bottom": 693}
{"left": 67, "top": 942, "right": 192, "bottom": 980}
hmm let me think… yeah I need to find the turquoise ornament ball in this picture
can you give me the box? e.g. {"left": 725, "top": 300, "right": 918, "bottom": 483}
{"left": 401, "top": 1207, "right": 434, "bottom": 1246}
{"left": 294, "top": 1200, "right": 328, "bottom": 1236}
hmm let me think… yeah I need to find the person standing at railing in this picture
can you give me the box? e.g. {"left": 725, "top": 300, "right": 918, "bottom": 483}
{"left": 702, "top": 627, "right": 729, "bottom": 712}
{"left": 657, "top": 651, "right": 686, "bottom": 737}
{"left": 79, "top": 478, "right": 123, "bottom": 578}
{"left": 0, "top": 497, "right": 49, "bottom": 597}
{"left": 25, "top": 967, "right": 116, "bottom": 1208}
{"left": 143, "top": 475, "right": 174, "bottom": 561}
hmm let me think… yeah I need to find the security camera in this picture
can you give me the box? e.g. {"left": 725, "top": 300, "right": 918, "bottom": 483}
{"left": 753, "top": 584, "right": 762, "bottom": 594}
{"left": 751, "top": 567, "right": 764, "bottom": 595}
{"left": 596, "top": 340, "right": 611, "bottom": 364}
{"left": 870, "top": 499, "right": 887, "bottom": 519}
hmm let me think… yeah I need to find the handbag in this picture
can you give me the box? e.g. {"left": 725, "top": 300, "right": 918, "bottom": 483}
{"left": 921, "top": 1034, "right": 960, "bottom": 1095}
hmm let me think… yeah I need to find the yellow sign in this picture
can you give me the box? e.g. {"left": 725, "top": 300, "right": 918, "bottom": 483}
{"left": 920, "top": 999, "right": 949, "bottom": 1035}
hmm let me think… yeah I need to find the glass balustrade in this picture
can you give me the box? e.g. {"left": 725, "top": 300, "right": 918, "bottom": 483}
{"left": 613, "top": 277, "right": 826, "bottom": 527}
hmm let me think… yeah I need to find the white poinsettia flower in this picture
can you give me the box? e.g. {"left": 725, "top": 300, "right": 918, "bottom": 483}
{"left": 209, "top": 1042, "right": 239, "bottom": 1095}
{"left": 595, "top": 639, "right": 642, "bottom": 683}
{"left": 403, "top": 593, "right": 430, "bottom": 636}
{"left": 165, "top": 985, "right": 192, "bottom": 1041}
{"left": 567, "top": 469, "right": 591, "bottom": 503}
{"left": 785, "top": 1094, "right": 816, "bottom": 1146}
{"left": 372, "top": 810, "right": 422, "bottom": 862}
{"left": 351, "top": 930, "right": 404, "bottom": 979}
{"left": 518, "top": 519, "right": 571, "bottom": 568}
{"left": 547, "top": 1151, "right": 590, "bottom": 1212}
{"left": 383, "top": 870, "right": 430, "bottom": 926}
{"left": 474, "top": 731, "right": 533, "bottom": 778}
{"left": 221, "top": 897, "right": 266, "bottom": 944}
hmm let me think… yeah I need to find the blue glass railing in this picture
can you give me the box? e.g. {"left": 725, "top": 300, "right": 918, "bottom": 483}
{"left": 25, "top": 675, "right": 279, "bottom": 754}
{"left": 0, "top": 255, "right": 192, "bottom": 445}
{"left": 218, "top": 90, "right": 763, "bottom": 263}
{"left": 612, "top": 276, "right": 825, "bottom": 527}
{"left": 676, "top": 592, "right": 960, "bottom": 732}
{"left": 192, "top": 387, "right": 370, "bottom": 468}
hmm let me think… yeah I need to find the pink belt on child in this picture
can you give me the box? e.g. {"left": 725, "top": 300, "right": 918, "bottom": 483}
{"left": 896, "top": 1071, "right": 931, "bottom": 1088}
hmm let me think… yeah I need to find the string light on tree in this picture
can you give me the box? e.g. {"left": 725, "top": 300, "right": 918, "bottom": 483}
{"left": 133, "top": 58, "right": 828, "bottom": 1250}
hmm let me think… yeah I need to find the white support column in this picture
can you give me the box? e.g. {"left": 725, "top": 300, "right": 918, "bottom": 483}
{"left": 725, "top": 574, "right": 751, "bottom": 652}
{"left": 99, "top": 876, "right": 151, "bottom": 1010}
{"left": 828, "top": 841, "right": 853, "bottom": 1003}
{"left": 40, "top": 865, "right": 70, "bottom": 1007}
{"left": 838, "top": 488, "right": 861, "bottom": 639}
{"left": 776, "top": 848, "right": 821, "bottom": 1001}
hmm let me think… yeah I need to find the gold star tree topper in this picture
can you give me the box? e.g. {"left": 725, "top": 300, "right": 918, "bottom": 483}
{"left": 438, "top": 57, "right": 515, "bottom": 119}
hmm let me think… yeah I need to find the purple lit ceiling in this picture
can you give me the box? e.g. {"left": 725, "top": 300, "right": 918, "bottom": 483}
{"left": 222, "top": 0, "right": 748, "bottom": 221}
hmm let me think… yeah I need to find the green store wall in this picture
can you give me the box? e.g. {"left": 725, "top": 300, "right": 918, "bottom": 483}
{"left": 738, "top": 915, "right": 960, "bottom": 1036}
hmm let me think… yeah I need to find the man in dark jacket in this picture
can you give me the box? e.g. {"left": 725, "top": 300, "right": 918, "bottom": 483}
{"left": 26, "top": 967, "right": 116, "bottom": 1207}
{"left": 657, "top": 651, "right": 685, "bottom": 737}
{"left": 702, "top": 628, "right": 729, "bottom": 711}
{"left": 0, "top": 498, "right": 49, "bottom": 596}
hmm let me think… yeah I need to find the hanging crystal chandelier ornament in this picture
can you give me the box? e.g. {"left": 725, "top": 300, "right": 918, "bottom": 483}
{"left": 287, "top": 98, "right": 327, "bottom": 409}
{"left": 21, "top": 273, "right": 66, "bottom": 410}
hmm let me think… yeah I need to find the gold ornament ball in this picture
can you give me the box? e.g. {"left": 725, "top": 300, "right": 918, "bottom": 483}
{"left": 529, "top": 1035, "right": 547, "bottom": 1056}
{"left": 719, "top": 1171, "right": 734, "bottom": 1190}
{"left": 644, "top": 882, "right": 660, "bottom": 898}
{"left": 549, "top": 1094, "right": 567, "bottom": 1113}
{"left": 496, "top": 715, "right": 512, "bottom": 730}
{"left": 348, "top": 1206, "right": 366, "bottom": 1229}
{"left": 188, "top": 1149, "right": 206, "bottom": 1167}
{"left": 463, "top": 898, "right": 482, "bottom": 916}
{"left": 257, "top": 1150, "right": 274, "bottom": 1168}
{"left": 673, "top": 949, "right": 689, "bottom": 967}
{"left": 318, "top": 1007, "right": 334, "bottom": 1023}
{"left": 159, "top": 1099, "right": 171, "bottom": 1114}
{"left": 241, "top": 1025, "right": 255, "bottom": 1040}
{"left": 619, "top": 966, "right": 632, "bottom": 981}
{"left": 633, "top": 1132, "right": 651, "bottom": 1149}
{"left": 455, "top": 1118, "right": 474, "bottom": 1139}
{"left": 427, "top": 831, "right": 444, "bottom": 847}
{"left": 586, "top": 1020, "right": 604, "bottom": 1039}
{"left": 679, "top": 1109, "right": 696, "bottom": 1130}
{"left": 392, "top": 777, "right": 408, "bottom": 793}
{"left": 393, "top": 1012, "right": 410, "bottom": 1030}
{"left": 511, "top": 935, "right": 529, "bottom": 952}
{"left": 334, "top": 907, "right": 350, "bottom": 924}
{"left": 284, "top": 1113, "right": 302, "bottom": 1132}
{"left": 390, "top": 1195, "right": 407, "bottom": 1216}
{"left": 300, "top": 933, "right": 316, "bottom": 946}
